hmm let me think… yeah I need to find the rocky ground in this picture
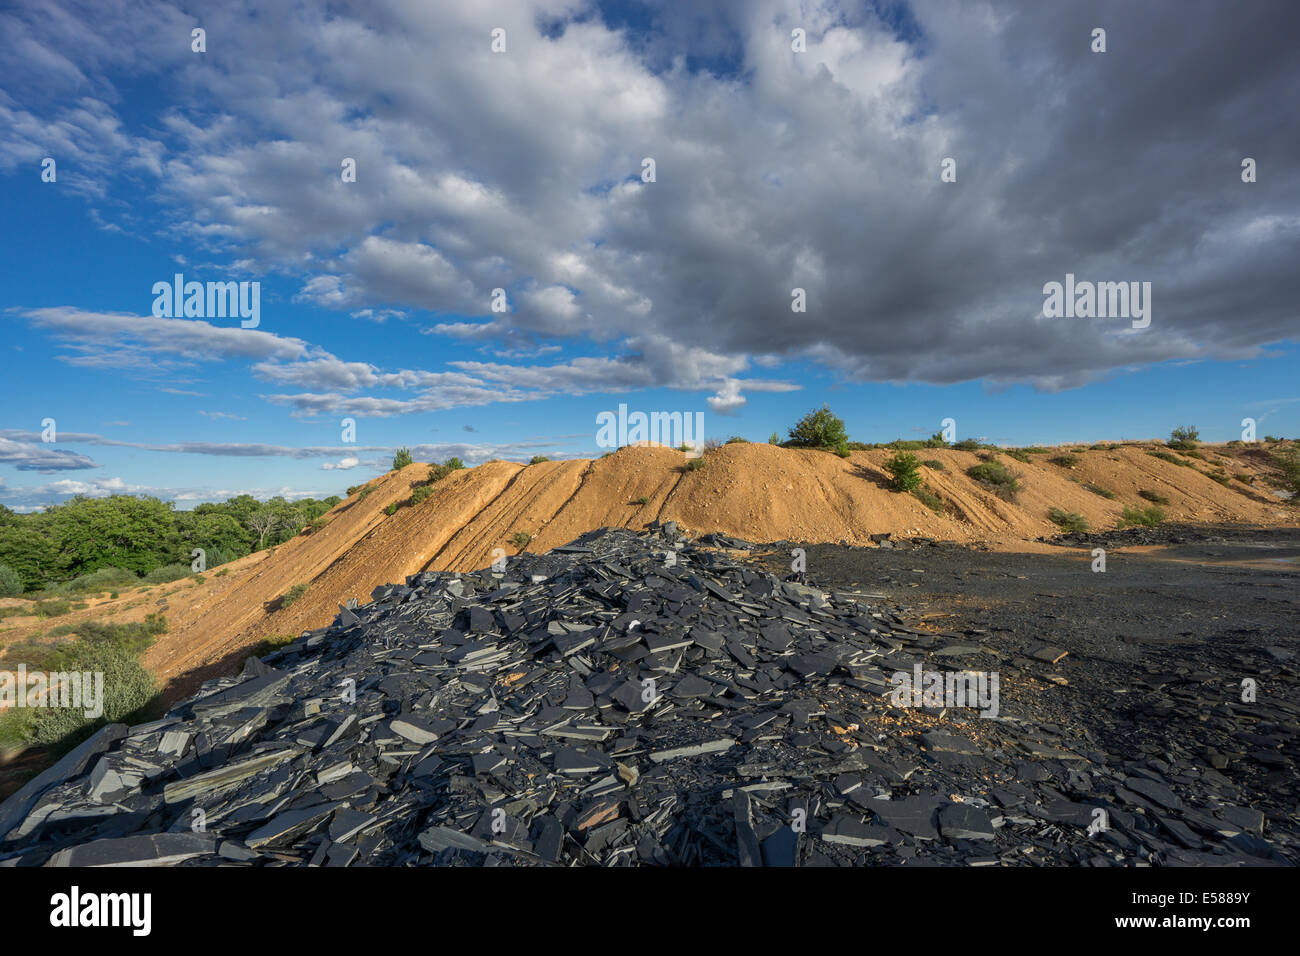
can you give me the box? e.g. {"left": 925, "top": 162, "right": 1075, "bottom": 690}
{"left": 0, "top": 524, "right": 1293, "bottom": 867}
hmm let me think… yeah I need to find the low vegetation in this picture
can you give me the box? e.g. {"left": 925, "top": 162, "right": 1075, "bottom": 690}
{"left": 912, "top": 487, "right": 944, "bottom": 513}
{"left": 1275, "top": 446, "right": 1300, "bottom": 500}
{"left": 391, "top": 448, "right": 413, "bottom": 470}
{"left": 1084, "top": 484, "right": 1116, "bottom": 499}
{"left": 0, "top": 613, "right": 166, "bottom": 755}
{"left": 1047, "top": 507, "right": 1089, "bottom": 533}
{"left": 1148, "top": 450, "right": 1191, "bottom": 466}
{"left": 1047, "top": 453, "right": 1079, "bottom": 468}
{"left": 142, "top": 563, "right": 191, "bottom": 585}
{"left": 1120, "top": 504, "right": 1166, "bottom": 527}
{"left": 529, "top": 455, "right": 551, "bottom": 464}
{"left": 884, "top": 452, "right": 923, "bottom": 491}
{"left": 428, "top": 458, "right": 466, "bottom": 484}
{"left": 279, "top": 582, "right": 310, "bottom": 609}
{"left": 1167, "top": 426, "right": 1199, "bottom": 451}
{"left": 684, "top": 457, "right": 706, "bottom": 472}
{"left": 509, "top": 531, "right": 532, "bottom": 549}
{"left": 967, "top": 460, "right": 1020, "bottom": 501}
{"left": 1138, "top": 489, "right": 1170, "bottom": 505}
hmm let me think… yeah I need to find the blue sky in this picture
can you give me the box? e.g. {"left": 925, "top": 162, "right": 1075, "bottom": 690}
{"left": 1, "top": 0, "right": 1297, "bottom": 511}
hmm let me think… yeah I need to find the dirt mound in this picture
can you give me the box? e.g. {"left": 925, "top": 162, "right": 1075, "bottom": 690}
{"left": 2, "top": 441, "right": 1290, "bottom": 706}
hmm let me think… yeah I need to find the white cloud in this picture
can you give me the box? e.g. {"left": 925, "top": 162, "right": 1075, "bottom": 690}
{"left": 321, "top": 456, "right": 360, "bottom": 470}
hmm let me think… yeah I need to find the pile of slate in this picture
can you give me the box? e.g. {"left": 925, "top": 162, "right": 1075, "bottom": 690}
{"left": 0, "top": 526, "right": 1292, "bottom": 867}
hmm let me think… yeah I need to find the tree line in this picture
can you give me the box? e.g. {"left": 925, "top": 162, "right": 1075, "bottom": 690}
{"left": 0, "top": 493, "right": 341, "bottom": 595}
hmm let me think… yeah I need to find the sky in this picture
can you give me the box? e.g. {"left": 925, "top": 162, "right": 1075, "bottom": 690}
{"left": 1, "top": 0, "right": 1297, "bottom": 512}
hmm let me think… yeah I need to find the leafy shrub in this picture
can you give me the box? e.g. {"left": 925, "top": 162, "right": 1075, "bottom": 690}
{"left": 428, "top": 458, "right": 466, "bottom": 483}
{"left": 952, "top": 439, "right": 981, "bottom": 452}
{"left": 43, "top": 567, "right": 140, "bottom": 597}
{"left": 921, "top": 459, "right": 944, "bottom": 470}
{"left": 529, "top": 455, "right": 551, "bottom": 464}
{"left": 391, "top": 448, "right": 413, "bottom": 471}
{"left": 1083, "top": 484, "right": 1115, "bottom": 499}
{"left": 1206, "top": 471, "right": 1233, "bottom": 487}
{"left": 786, "top": 405, "right": 849, "bottom": 455}
{"left": 0, "top": 562, "right": 23, "bottom": 597}
{"left": 1048, "top": 454, "right": 1079, "bottom": 468}
{"left": 1148, "top": 450, "right": 1190, "bottom": 466}
{"left": 725, "top": 436, "right": 748, "bottom": 444}
{"left": 300, "top": 515, "right": 328, "bottom": 535}
{"left": 280, "top": 582, "right": 310, "bottom": 608}
{"left": 30, "top": 643, "right": 159, "bottom": 752}
{"left": 1168, "top": 426, "right": 1199, "bottom": 450}
{"left": 409, "top": 486, "right": 433, "bottom": 506}
{"left": 967, "top": 461, "right": 1020, "bottom": 501}
{"left": 1138, "top": 489, "right": 1170, "bottom": 505}
{"left": 1004, "top": 449, "right": 1032, "bottom": 463}
{"left": 768, "top": 432, "right": 781, "bottom": 445}
{"left": 912, "top": 487, "right": 944, "bottom": 513}
{"left": 33, "top": 599, "right": 72, "bottom": 618}
{"left": 509, "top": 531, "right": 532, "bottom": 550}
{"left": 6, "top": 614, "right": 167, "bottom": 754}
{"left": 1120, "top": 505, "right": 1165, "bottom": 527}
{"left": 884, "top": 452, "right": 923, "bottom": 491}
{"left": 633, "top": 496, "right": 649, "bottom": 505}
{"left": 684, "top": 457, "right": 706, "bottom": 472}
{"left": 142, "top": 563, "right": 190, "bottom": 585}
{"left": 1047, "top": 507, "right": 1089, "bottom": 533}
{"left": 356, "top": 485, "right": 374, "bottom": 499}
{"left": 384, "top": 503, "right": 399, "bottom": 516}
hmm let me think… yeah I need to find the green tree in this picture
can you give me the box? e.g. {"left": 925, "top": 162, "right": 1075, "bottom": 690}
{"left": 0, "top": 562, "right": 23, "bottom": 597}
{"left": 392, "top": 448, "right": 413, "bottom": 470}
{"left": 885, "top": 452, "right": 923, "bottom": 491}
{"left": 45, "top": 495, "right": 179, "bottom": 578}
{"left": 179, "top": 512, "right": 250, "bottom": 566}
{"left": 0, "top": 518, "right": 58, "bottom": 591}
{"left": 787, "top": 405, "right": 849, "bottom": 453}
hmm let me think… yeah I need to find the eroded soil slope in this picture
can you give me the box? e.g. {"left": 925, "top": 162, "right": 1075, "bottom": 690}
{"left": 1, "top": 441, "right": 1291, "bottom": 704}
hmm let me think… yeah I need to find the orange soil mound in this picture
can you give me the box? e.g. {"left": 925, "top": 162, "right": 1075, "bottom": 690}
{"left": 1, "top": 442, "right": 1289, "bottom": 705}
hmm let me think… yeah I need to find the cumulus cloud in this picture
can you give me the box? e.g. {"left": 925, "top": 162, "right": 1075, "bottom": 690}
{"left": 321, "top": 456, "right": 360, "bottom": 470}
{"left": 1, "top": 0, "right": 1296, "bottom": 402}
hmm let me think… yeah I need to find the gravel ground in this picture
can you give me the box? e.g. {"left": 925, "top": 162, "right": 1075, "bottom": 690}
{"left": 751, "top": 524, "right": 1299, "bottom": 855}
